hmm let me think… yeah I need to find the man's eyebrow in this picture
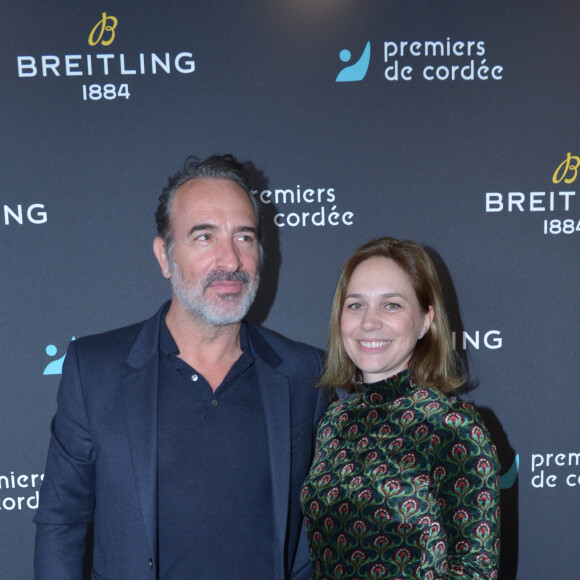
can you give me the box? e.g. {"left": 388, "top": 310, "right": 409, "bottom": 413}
{"left": 186, "top": 224, "right": 258, "bottom": 237}
{"left": 187, "top": 223, "right": 216, "bottom": 237}
{"left": 235, "top": 225, "right": 258, "bottom": 234}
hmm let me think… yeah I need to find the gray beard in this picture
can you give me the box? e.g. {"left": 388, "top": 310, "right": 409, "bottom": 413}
{"left": 169, "top": 260, "right": 259, "bottom": 326}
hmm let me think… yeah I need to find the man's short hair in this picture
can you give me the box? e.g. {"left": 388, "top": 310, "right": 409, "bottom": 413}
{"left": 155, "top": 154, "right": 261, "bottom": 255}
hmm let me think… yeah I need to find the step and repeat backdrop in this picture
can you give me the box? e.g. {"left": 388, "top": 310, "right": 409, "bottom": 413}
{"left": 1, "top": 1, "right": 578, "bottom": 578}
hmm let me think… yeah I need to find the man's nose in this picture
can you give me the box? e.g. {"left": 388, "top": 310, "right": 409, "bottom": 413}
{"left": 217, "top": 238, "right": 242, "bottom": 271}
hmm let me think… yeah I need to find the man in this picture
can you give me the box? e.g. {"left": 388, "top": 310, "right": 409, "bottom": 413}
{"left": 34, "top": 154, "right": 325, "bottom": 579}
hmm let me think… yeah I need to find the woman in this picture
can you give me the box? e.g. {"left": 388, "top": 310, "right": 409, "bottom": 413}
{"left": 301, "top": 237, "right": 500, "bottom": 579}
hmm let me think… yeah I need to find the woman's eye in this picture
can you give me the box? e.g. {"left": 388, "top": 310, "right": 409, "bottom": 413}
{"left": 346, "top": 303, "right": 363, "bottom": 310}
{"left": 385, "top": 303, "right": 400, "bottom": 310}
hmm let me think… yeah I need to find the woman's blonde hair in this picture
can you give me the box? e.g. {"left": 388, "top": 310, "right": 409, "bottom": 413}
{"left": 319, "top": 237, "right": 464, "bottom": 395}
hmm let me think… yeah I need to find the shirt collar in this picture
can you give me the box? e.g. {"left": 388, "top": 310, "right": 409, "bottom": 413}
{"left": 159, "top": 313, "right": 251, "bottom": 358}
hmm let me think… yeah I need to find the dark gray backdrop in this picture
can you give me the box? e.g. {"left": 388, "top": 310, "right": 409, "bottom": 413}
{"left": 1, "top": 1, "right": 578, "bottom": 578}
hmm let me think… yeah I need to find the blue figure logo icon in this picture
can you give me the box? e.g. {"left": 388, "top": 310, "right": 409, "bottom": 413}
{"left": 43, "top": 337, "right": 75, "bottom": 375}
{"left": 336, "top": 41, "right": 371, "bottom": 82}
{"left": 499, "top": 453, "right": 519, "bottom": 489}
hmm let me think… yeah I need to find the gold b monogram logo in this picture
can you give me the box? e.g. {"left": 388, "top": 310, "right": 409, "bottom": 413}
{"left": 553, "top": 152, "right": 580, "bottom": 185}
{"left": 88, "top": 12, "right": 118, "bottom": 46}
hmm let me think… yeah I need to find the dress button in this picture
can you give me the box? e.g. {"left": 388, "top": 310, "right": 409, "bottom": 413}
{"left": 191, "top": 374, "right": 198, "bottom": 382}
{"left": 212, "top": 399, "right": 218, "bottom": 407}
{"left": 148, "top": 558, "right": 153, "bottom": 569}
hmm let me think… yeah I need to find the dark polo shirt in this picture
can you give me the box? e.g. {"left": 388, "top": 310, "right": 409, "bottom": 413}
{"left": 157, "top": 318, "right": 273, "bottom": 579}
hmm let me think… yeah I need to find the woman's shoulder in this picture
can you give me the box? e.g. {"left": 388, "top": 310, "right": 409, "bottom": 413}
{"left": 411, "top": 386, "right": 487, "bottom": 432}
{"left": 325, "top": 391, "right": 363, "bottom": 412}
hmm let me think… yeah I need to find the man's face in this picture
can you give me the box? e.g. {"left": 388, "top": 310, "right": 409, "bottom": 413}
{"left": 155, "top": 178, "right": 260, "bottom": 326}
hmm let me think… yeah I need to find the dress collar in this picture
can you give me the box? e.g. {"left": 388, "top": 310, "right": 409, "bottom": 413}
{"left": 362, "top": 369, "right": 416, "bottom": 405}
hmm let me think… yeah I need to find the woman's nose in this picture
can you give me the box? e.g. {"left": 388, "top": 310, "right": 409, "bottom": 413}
{"left": 361, "top": 308, "right": 382, "bottom": 331}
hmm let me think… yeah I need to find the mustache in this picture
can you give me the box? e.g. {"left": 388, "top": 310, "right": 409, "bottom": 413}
{"left": 202, "top": 270, "right": 252, "bottom": 292}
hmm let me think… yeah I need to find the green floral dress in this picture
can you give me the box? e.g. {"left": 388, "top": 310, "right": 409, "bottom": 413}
{"left": 300, "top": 371, "right": 500, "bottom": 579}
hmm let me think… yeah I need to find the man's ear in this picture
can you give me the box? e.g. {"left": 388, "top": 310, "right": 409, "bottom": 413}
{"left": 153, "top": 237, "right": 171, "bottom": 279}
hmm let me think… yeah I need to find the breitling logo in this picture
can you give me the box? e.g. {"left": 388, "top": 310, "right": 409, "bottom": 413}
{"left": 88, "top": 12, "right": 118, "bottom": 47}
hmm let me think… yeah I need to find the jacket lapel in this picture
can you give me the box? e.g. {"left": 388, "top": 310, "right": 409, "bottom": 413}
{"left": 246, "top": 325, "right": 291, "bottom": 580}
{"left": 122, "top": 304, "right": 167, "bottom": 560}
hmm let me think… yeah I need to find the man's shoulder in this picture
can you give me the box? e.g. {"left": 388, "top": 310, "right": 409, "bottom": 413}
{"left": 75, "top": 319, "right": 144, "bottom": 348}
{"left": 245, "top": 322, "right": 320, "bottom": 354}
{"left": 71, "top": 304, "right": 164, "bottom": 361}
{"left": 244, "top": 322, "right": 323, "bottom": 369}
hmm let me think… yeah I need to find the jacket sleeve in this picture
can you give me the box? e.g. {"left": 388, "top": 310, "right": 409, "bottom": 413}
{"left": 313, "top": 350, "right": 328, "bottom": 430}
{"left": 34, "top": 341, "right": 96, "bottom": 579}
{"left": 291, "top": 348, "right": 325, "bottom": 580}
{"left": 290, "top": 520, "right": 314, "bottom": 580}
{"left": 431, "top": 402, "right": 501, "bottom": 579}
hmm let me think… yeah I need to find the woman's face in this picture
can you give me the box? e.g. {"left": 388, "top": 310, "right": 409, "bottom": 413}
{"left": 341, "top": 256, "right": 434, "bottom": 383}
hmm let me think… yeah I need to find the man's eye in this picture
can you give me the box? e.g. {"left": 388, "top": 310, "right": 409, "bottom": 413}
{"left": 196, "top": 233, "right": 211, "bottom": 241}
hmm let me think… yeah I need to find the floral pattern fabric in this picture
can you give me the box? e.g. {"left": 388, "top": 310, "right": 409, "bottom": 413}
{"left": 301, "top": 371, "right": 500, "bottom": 579}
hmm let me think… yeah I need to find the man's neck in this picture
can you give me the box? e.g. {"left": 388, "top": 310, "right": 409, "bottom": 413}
{"left": 164, "top": 299, "right": 243, "bottom": 391}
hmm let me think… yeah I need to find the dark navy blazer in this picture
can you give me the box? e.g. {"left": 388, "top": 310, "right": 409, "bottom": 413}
{"left": 34, "top": 303, "right": 326, "bottom": 580}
